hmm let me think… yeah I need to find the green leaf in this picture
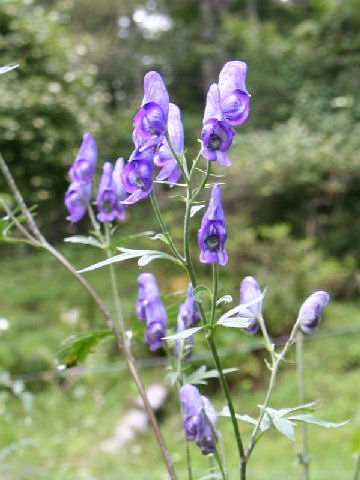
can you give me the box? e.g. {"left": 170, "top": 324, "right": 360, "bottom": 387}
{"left": 64, "top": 235, "right": 103, "bottom": 248}
{"left": 217, "top": 290, "right": 266, "bottom": 324}
{"left": 288, "top": 414, "right": 349, "bottom": 429}
{"left": 162, "top": 326, "right": 204, "bottom": 341}
{"left": 216, "top": 295, "right": 233, "bottom": 306}
{"left": 78, "top": 247, "right": 182, "bottom": 273}
{"left": 272, "top": 417, "right": 296, "bottom": 441}
{"left": 216, "top": 317, "right": 250, "bottom": 329}
{"left": 184, "top": 366, "right": 238, "bottom": 385}
{"left": 57, "top": 330, "right": 113, "bottom": 365}
{"left": 111, "top": 231, "right": 155, "bottom": 249}
{"left": 170, "top": 194, "right": 187, "bottom": 202}
{"left": 148, "top": 233, "right": 170, "bottom": 245}
{"left": 218, "top": 406, "right": 257, "bottom": 426}
{"left": 0, "top": 64, "right": 19, "bottom": 75}
{"left": 193, "top": 285, "right": 212, "bottom": 303}
{"left": 190, "top": 204, "right": 205, "bottom": 217}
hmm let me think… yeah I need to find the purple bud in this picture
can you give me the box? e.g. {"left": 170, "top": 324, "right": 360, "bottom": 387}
{"left": 155, "top": 103, "right": 183, "bottom": 186}
{"left": 96, "top": 162, "right": 118, "bottom": 223}
{"left": 179, "top": 384, "right": 217, "bottom": 455}
{"left": 198, "top": 185, "right": 228, "bottom": 266}
{"left": 136, "top": 273, "right": 167, "bottom": 351}
{"left": 121, "top": 148, "right": 154, "bottom": 205}
{"left": 201, "top": 84, "right": 235, "bottom": 166}
{"left": 112, "top": 157, "right": 128, "bottom": 220}
{"left": 65, "top": 181, "right": 91, "bottom": 224}
{"left": 133, "top": 71, "right": 169, "bottom": 152}
{"left": 298, "top": 291, "right": 330, "bottom": 334}
{"left": 239, "top": 276, "right": 262, "bottom": 334}
{"left": 69, "top": 133, "right": 97, "bottom": 183}
{"left": 218, "top": 60, "right": 250, "bottom": 126}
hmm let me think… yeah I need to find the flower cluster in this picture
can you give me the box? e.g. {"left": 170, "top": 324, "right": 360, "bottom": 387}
{"left": 136, "top": 272, "right": 167, "bottom": 351}
{"left": 174, "top": 284, "right": 201, "bottom": 360}
{"left": 202, "top": 61, "right": 249, "bottom": 166}
{"left": 179, "top": 384, "right": 218, "bottom": 455}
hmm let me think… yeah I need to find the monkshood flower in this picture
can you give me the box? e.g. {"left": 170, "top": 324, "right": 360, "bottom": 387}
{"left": 218, "top": 60, "right": 250, "bottom": 125}
{"left": 96, "top": 162, "right": 118, "bottom": 223}
{"left": 179, "top": 384, "right": 218, "bottom": 455}
{"left": 121, "top": 147, "right": 154, "bottom": 205}
{"left": 68, "top": 133, "right": 97, "bottom": 183}
{"left": 174, "top": 284, "right": 200, "bottom": 360}
{"left": 154, "top": 103, "right": 183, "bottom": 186}
{"left": 239, "top": 276, "right": 262, "bottom": 334}
{"left": 112, "top": 157, "right": 128, "bottom": 220}
{"left": 298, "top": 290, "right": 330, "bottom": 334}
{"left": 133, "top": 71, "right": 169, "bottom": 152}
{"left": 136, "top": 273, "right": 167, "bottom": 351}
{"left": 65, "top": 181, "right": 91, "bottom": 224}
{"left": 201, "top": 83, "right": 235, "bottom": 166}
{"left": 198, "top": 184, "right": 228, "bottom": 266}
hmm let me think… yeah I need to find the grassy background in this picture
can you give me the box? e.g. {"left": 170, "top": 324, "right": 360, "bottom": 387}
{"left": 1, "top": 245, "right": 360, "bottom": 480}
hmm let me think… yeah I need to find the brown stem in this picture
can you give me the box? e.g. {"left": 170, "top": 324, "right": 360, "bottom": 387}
{"left": 0, "top": 153, "right": 177, "bottom": 480}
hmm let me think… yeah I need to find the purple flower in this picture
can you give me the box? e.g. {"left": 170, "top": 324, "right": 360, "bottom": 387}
{"left": 133, "top": 71, "right": 169, "bottom": 152}
{"left": 179, "top": 384, "right": 217, "bottom": 455}
{"left": 112, "top": 157, "right": 128, "bottom": 220}
{"left": 96, "top": 162, "right": 118, "bottom": 223}
{"left": 65, "top": 181, "right": 91, "bottom": 224}
{"left": 298, "top": 291, "right": 330, "bottom": 334}
{"left": 198, "top": 184, "right": 228, "bottom": 266}
{"left": 69, "top": 133, "right": 97, "bottom": 183}
{"left": 218, "top": 60, "right": 250, "bottom": 126}
{"left": 155, "top": 103, "right": 183, "bottom": 186}
{"left": 174, "top": 284, "right": 200, "bottom": 360}
{"left": 136, "top": 273, "right": 167, "bottom": 351}
{"left": 201, "top": 84, "right": 235, "bottom": 166}
{"left": 239, "top": 276, "right": 262, "bottom": 334}
{"left": 121, "top": 148, "right": 154, "bottom": 205}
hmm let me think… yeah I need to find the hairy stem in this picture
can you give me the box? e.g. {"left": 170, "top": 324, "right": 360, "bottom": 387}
{"left": 296, "top": 330, "right": 310, "bottom": 480}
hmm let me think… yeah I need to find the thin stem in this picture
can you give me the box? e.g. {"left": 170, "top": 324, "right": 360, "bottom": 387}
{"left": 296, "top": 330, "right": 310, "bottom": 480}
{"left": 245, "top": 318, "right": 301, "bottom": 462}
{"left": 150, "top": 190, "right": 184, "bottom": 262}
{"left": 165, "top": 131, "right": 188, "bottom": 181}
{"left": 87, "top": 203, "right": 103, "bottom": 242}
{"left": 354, "top": 454, "right": 360, "bottom": 480}
{"left": 0, "top": 153, "right": 177, "bottom": 480}
{"left": 192, "top": 159, "right": 211, "bottom": 201}
{"left": 207, "top": 335, "right": 246, "bottom": 480}
{"left": 0, "top": 198, "right": 39, "bottom": 245}
{"left": 213, "top": 450, "right": 227, "bottom": 480}
{"left": 104, "top": 222, "right": 126, "bottom": 334}
{"left": 210, "top": 264, "right": 218, "bottom": 325}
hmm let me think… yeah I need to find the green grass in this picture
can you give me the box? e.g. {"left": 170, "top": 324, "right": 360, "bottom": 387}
{"left": 1, "top": 246, "right": 360, "bottom": 479}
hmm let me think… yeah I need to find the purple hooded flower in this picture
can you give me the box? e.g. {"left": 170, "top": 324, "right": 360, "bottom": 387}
{"left": 174, "top": 284, "right": 200, "bottom": 360}
{"left": 69, "top": 133, "right": 97, "bottom": 183}
{"left": 179, "top": 384, "right": 217, "bottom": 455}
{"left": 298, "top": 291, "right": 330, "bottom": 334}
{"left": 201, "top": 84, "right": 235, "bottom": 166}
{"left": 133, "top": 71, "right": 169, "bottom": 152}
{"left": 112, "top": 157, "right": 128, "bottom": 220}
{"left": 218, "top": 60, "right": 250, "bottom": 126}
{"left": 136, "top": 273, "right": 167, "bottom": 351}
{"left": 65, "top": 181, "right": 91, "bottom": 224}
{"left": 198, "top": 185, "right": 228, "bottom": 266}
{"left": 154, "top": 103, "right": 183, "bottom": 186}
{"left": 238, "top": 276, "right": 262, "bottom": 334}
{"left": 121, "top": 147, "right": 154, "bottom": 205}
{"left": 96, "top": 162, "right": 118, "bottom": 223}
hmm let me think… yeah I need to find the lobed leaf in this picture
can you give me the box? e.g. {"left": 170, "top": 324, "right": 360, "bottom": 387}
{"left": 57, "top": 330, "right": 113, "bottom": 365}
{"left": 162, "top": 326, "right": 204, "bottom": 341}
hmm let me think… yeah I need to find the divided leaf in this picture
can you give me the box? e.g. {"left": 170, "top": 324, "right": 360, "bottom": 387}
{"left": 57, "top": 330, "right": 113, "bottom": 365}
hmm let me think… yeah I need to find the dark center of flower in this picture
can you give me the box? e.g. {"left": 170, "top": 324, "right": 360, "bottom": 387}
{"left": 102, "top": 199, "right": 113, "bottom": 213}
{"left": 205, "top": 234, "right": 220, "bottom": 252}
{"left": 208, "top": 133, "right": 222, "bottom": 151}
{"left": 135, "top": 176, "right": 145, "bottom": 190}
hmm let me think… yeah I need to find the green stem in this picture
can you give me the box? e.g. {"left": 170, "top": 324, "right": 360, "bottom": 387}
{"left": 192, "top": 159, "right": 211, "bottom": 201}
{"left": 150, "top": 190, "right": 184, "bottom": 262}
{"left": 296, "top": 330, "right": 310, "bottom": 480}
{"left": 213, "top": 451, "right": 227, "bottom": 480}
{"left": 210, "top": 264, "right": 218, "bottom": 325}
{"left": 245, "top": 318, "right": 301, "bottom": 462}
{"left": 354, "top": 454, "right": 360, "bottom": 480}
